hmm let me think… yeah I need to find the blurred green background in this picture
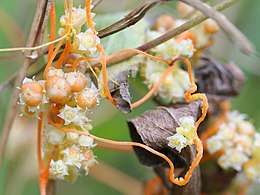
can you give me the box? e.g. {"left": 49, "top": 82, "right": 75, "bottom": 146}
{"left": 0, "top": 0, "right": 260, "bottom": 195}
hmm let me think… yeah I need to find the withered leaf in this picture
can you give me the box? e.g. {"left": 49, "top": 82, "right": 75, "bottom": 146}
{"left": 108, "top": 69, "right": 137, "bottom": 114}
{"left": 195, "top": 57, "right": 244, "bottom": 101}
{"left": 127, "top": 100, "right": 201, "bottom": 167}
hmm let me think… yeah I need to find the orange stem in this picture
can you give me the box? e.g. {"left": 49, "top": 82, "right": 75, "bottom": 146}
{"left": 44, "top": 39, "right": 64, "bottom": 79}
{"left": 63, "top": 0, "right": 68, "bottom": 11}
{"left": 86, "top": 0, "right": 96, "bottom": 34}
{"left": 37, "top": 112, "right": 44, "bottom": 171}
{"left": 48, "top": 3, "right": 56, "bottom": 61}
{"left": 47, "top": 105, "right": 195, "bottom": 186}
{"left": 106, "top": 49, "right": 170, "bottom": 66}
{"left": 97, "top": 44, "right": 117, "bottom": 105}
{"left": 71, "top": 56, "right": 100, "bottom": 71}
{"left": 132, "top": 65, "right": 174, "bottom": 108}
{"left": 55, "top": 40, "right": 71, "bottom": 68}
{"left": 68, "top": 0, "right": 73, "bottom": 23}
{"left": 96, "top": 142, "right": 134, "bottom": 153}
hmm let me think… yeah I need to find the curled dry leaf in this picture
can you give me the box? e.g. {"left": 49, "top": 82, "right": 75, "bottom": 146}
{"left": 128, "top": 100, "right": 201, "bottom": 166}
{"left": 108, "top": 69, "right": 137, "bottom": 114}
{"left": 195, "top": 57, "right": 244, "bottom": 114}
{"left": 195, "top": 57, "right": 244, "bottom": 99}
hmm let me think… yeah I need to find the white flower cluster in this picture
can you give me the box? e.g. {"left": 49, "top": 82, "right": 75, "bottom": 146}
{"left": 142, "top": 29, "right": 193, "bottom": 104}
{"left": 142, "top": 59, "right": 191, "bottom": 104}
{"left": 48, "top": 144, "right": 97, "bottom": 181}
{"left": 176, "top": 2, "right": 219, "bottom": 49}
{"left": 147, "top": 30, "right": 194, "bottom": 61}
{"left": 58, "top": 6, "right": 100, "bottom": 58}
{"left": 44, "top": 122, "right": 97, "bottom": 181}
{"left": 167, "top": 116, "right": 195, "bottom": 152}
{"left": 206, "top": 110, "right": 260, "bottom": 181}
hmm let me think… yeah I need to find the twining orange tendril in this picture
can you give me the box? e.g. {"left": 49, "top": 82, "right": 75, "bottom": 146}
{"left": 200, "top": 150, "right": 224, "bottom": 164}
{"left": 200, "top": 100, "right": 230, "bottom": 149}
{"left": 43, "top": 39, "right": 64, "bottom": 79}
{"left": 68, "top": 0, "right": 73, "bottom": 23}
{"left": 48, "top": 105, "right": 183, "bottom": 186}
{"left": 96, "top": 142, "right": 134, "bottom": 153}
{"left": 145, "top": 177, "right": 167, "bottom": 195}
{"left": 37, "top": 112, "right": 44, "bottom": 171}
{"left": 86, "top": 0, "right": 96, "bottom": 34}
{"left": 106, "top": 49, "right": 170, "bottom": 65}
{"left": 48, "top": 3, "right": 56, "bottom": 60}
{"left": 37, "top": 111, "right": 57, "bottom": 195}
{"left": 63, "top": 0, "right": 68, "bottom": 12}
{"left": 132, "top": 66, "right": 172, "bottom": 108}
{"left": 97, "top": 44, "right": 117, "bottom": 105}
{"left": 55, "top": 40, "right": 71, "bottom": 68}
{"left": 71, "top": 56, "right": 100, "bottom": 71}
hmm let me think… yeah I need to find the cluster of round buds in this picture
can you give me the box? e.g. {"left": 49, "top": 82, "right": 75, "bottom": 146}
{"left": 142, "top": 59, "right": 190, "bottom": 104}
{"left": 18, "top": 78, "right": 47, "bottom": 118}
{"left": 167, "top": 116, "right": 195, "bottom": 152}
{"left": 155, "top": 9, "right": 219, "bottom": 50}
{"left": 206, "top": 110, "right": 259, "bottom": 180}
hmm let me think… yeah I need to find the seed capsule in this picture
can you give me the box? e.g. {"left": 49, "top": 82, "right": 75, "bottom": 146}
{"left": 66, "top": 72, "right": 87, "bottom": 92}
{"left": 77, "top": 90, "right": 97, "bottom": 109}
{"left": 46, "top": 75, "right": 71, "bottom": 104}
{"left": 21, "top": 81, "right": 43, "bottom": 106}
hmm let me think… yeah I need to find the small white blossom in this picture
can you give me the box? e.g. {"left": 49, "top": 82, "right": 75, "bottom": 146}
{"left": 167, "top": 133, "right": 187, "bottom": 152}
{"left": 66, "top": 132, "right": 79, "bottom": 143}
{"left": 244, "top": 163, "right": 260, "bottom": 182}
{"left": 78, "top": 135, "right": 95, "bottom": 147}
{"left": 76, "top": 29, "right": 100, "bottom": 56}
{"left": 176, "top": 116, "right": 195, "bottom": 144}
{"left": 60, "top": 7, "right": 88, "bottom": 33}
{"left": 206, "top": 135, "right": 223, "bottom": 154}
{"left": 63, "top": 145, "right": 86, "bottom": 169}
{"left": 218, "top": 149, "right": 249, "bottom": 171}
{"left": 46, "top": 129, "right": 66, "bottom": 145}
{"left": 49, "top": 160, "right": 69, "bottom": 180}
{"left": 58, "top": 105, "right": 80, "bottom": 125}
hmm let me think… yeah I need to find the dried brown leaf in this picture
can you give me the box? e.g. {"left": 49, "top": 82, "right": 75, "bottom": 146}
{"left": 127, "top": 100, "right": 201, "bottom": 167}
{"left": 195, "top": 57, "right": 244, "bottom": 100}
{"left": 108, "top": 69, "right": 137, "bottom": 114}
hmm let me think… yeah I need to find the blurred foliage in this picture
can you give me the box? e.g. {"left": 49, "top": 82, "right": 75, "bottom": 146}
{"left": 0, "top": 0, "right": 260, "bottom": 195}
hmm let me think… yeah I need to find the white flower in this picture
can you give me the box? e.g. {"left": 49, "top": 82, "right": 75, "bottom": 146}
{"left": 167, "top": 133, "right": 187, "bottom": 153}
{"left": 60, "top": 7, "right": 88, "bottom": 33}
{"left": 58, "top": 105, "right": 80, "bottom": 125}
{"left": 46, "top": 129, "right": 66, "bottom": 145}
{"left": 253, "top": 133, "right": 260, "bottom": 148}
{"left": 176, "top": 116, "right": 195, "bottom": 144}
{"left": 206, "top": 135, "right": 223, "bottom": 154}
{"left": 76, "top": 29, "right": 100, "bottom": 56}
{"left": 81, "top": 149, "right": 97, "bottom": 175}
{"left": 66, "top": 132, "right": 79, "bottom": 143}
{"left": 62, "top": 145, "right": 86, "bottom": 169}
{"left": 78, "top": 135, "right": 95, "bottom": 147}
{"left": 218, "top": 149, "right": 249, "bottom": 171}
{"left": 244, "top": 163, "right": 260, "bottom": 182}
{"left": 147, "top": 30, "right": 194, "bottom": 60}
{"left": 49, "top": 160, "right": 69, "bottom": 180}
